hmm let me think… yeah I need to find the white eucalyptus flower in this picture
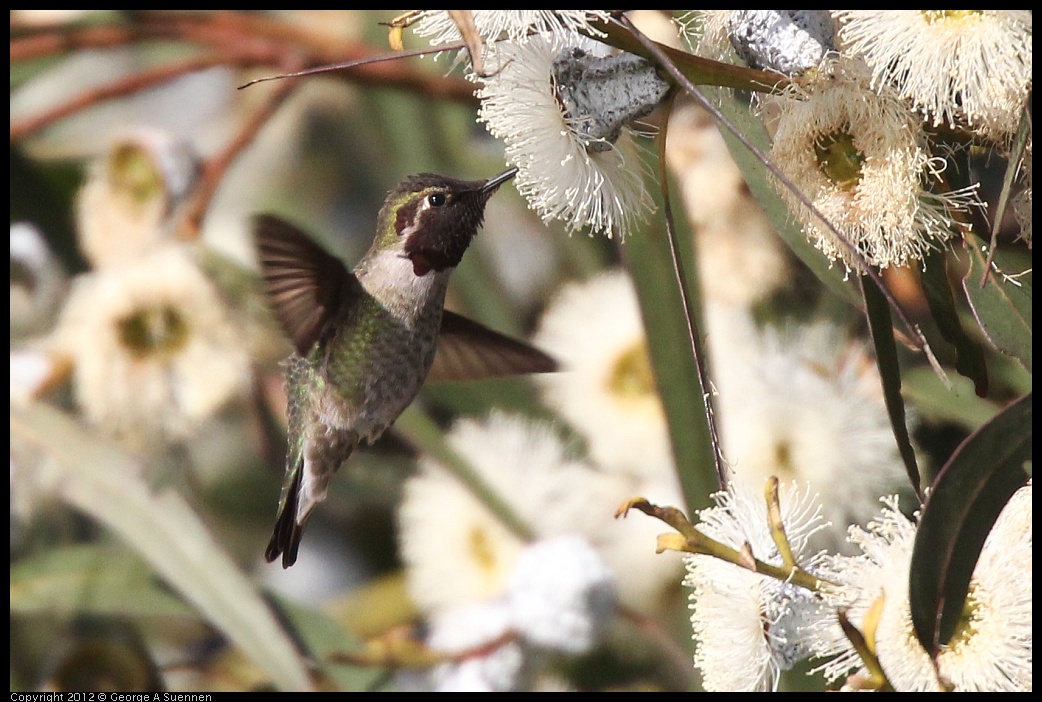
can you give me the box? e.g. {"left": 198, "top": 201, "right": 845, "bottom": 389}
{"left": 814, "top": 484, "right": 1032, "bottom": 692}
{"left": 477, "top": 33, "right": 665, "bottom": 239}
{"left": 834, "top": 11, "right": 1032, "bottom": 140}
{"left": 684, "top": 481, "right": 835, "bottom": 691}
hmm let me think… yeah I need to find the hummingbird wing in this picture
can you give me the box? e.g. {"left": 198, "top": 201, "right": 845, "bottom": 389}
{"left": 428, "top": 311, "right": 558, "bottom": 382}
{"left": 253, "top": 214, "right": 362, "bottom": 356}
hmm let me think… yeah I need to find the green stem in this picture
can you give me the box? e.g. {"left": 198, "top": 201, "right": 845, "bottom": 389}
{"left": 394, "top": 407, "right": 535, "bottom": 541}
{"left": 687, "top": 530, "right": 829, "bottom": 593}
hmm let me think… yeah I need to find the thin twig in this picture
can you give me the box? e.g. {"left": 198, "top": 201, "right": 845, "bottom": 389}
{"left": 12, "top": 12, "right": 477, "bottom": 103}
{"left": 179, "top": 55, "right": 305, "bottom": 239}
{"left": 10, "top": 51, "right": 276, "bottom": 141}
{"left": 237, "top": 41, "right": 467, "bottom": 90}
{"left": 654, "top": 92, "right": 728, "bottom": 490}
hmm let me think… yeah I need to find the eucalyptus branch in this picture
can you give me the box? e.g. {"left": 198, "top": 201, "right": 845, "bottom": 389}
{"left": 764, "top": 477, "right": 797, "bottom": 569}
{"left": 614, "top": 14, "right": 939, "bottom": 368}
{"left": 618, "top": 495, "right": 834, "bottom": 594}
{"left": 589, "top": 17, "right": 788, "bottom": 94}
{"left": 180, "top": 54, "right": 304, "bottom": 240}
{"left": 11, "top": 12, "right": 476, "bottom": 102}
{"left": 10, "top": 51, "right": 277, "bottom": 141}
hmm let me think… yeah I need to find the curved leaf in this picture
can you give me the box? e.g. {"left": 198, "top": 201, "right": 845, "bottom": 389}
{"left": 11, "top": 544, "right": 196, "bottom": 620}
{"left": 919, "top": 249, "right": 988, "bottom": 396}
{"left": 962, "top": 242, "right": 1032, "bottom": 372}
{"left": 10, "top": 402, "right": 313, "bottom": 692}
{"left": 622, "top": 178, "right": 719, "bottom": 517}
{"left": 909, "top": 392, "right": 1032, "bottom": 656}
{"left": 860, "top": 276, "right": 922, "bottom": 496}
{"left": 901, "top": 366, "right": 999, "bottom": 431}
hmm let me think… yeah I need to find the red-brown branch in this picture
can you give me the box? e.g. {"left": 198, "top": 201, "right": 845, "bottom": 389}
{"left": 11, "top": 11, "right": 476, "bottom": 105}
{"left": 179, "top": 55, "right": 306, "bottom": 240}
{"left": 10, "top": 50, "right": 281, "bottom": 141}
{"left": 11, "top": 11, "right": 478, "bottom": 238}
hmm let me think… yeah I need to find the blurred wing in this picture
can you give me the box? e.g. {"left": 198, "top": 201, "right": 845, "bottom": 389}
{"left": 253, "top": 214, "right": 359, "bottom": 356}
{"left": 429, "top": 310, "right": 558, "bottom": 382}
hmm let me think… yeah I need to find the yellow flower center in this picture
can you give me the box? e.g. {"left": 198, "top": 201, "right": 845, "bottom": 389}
{"left": 118, "top": 304, "right": 189, "bottom": 358}
{"left": 814, "top": 130, "right": 865, "bottom": 190}
{"left": 920, "top": 10, "right": 983, "bottom": 23}
{"left": 772, "top": 440, "right": 796, "bottom": 480}
{"left": 944, "top": 582, "right": 981, "bottom": 654}
{"left": 608, "top": 342, "right": 656, "bottom": 398}
{"left": 108, "top": 143, "right": 164, "bottom": 206}
{"left": 468, "top": 524, "right": 499, "bottom": 579}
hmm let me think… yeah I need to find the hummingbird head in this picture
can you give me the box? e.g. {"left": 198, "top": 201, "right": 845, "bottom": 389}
{"left": 375, "top": 168, "right": 517, "bottom": 277}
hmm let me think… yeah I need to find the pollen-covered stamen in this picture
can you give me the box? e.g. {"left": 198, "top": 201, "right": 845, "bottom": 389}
{"left": 607, "top": 341, "right": 655, "bottom": 398}
{"left": 551, "top": 49, "right": 670, "bottom": 153}
{"left": 813, "top": 130, "right": 865, "bottom": 190}
{"left": 920, "top": 10, "right": 984, "bottom": 23}
{"left": 117, "top": 304, "right": 190, "bottom": 358}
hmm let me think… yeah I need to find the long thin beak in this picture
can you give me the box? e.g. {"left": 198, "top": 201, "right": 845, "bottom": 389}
{"left": 481, "top": 167, "right": 518, "bottom": 195}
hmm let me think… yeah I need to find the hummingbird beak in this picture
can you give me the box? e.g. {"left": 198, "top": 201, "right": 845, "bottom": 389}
{"left": 481, "top": 167, "right": 518, "bottom": 195}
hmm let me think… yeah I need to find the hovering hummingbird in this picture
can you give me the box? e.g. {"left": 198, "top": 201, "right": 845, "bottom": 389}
{"left": 254, "top": 167, "right": 556, "bottom": 567}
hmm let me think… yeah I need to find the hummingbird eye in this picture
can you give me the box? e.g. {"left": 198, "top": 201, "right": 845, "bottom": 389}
{"left": 427, "top": 192, "right": 447, "bottom": 207}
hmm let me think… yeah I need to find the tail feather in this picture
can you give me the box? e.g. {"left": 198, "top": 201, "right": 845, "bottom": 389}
{"left": 264, "top": 438, "right": 356, "bottom": 568}
{"left": 265, "top": 459, "right": 306, "bottom": 568}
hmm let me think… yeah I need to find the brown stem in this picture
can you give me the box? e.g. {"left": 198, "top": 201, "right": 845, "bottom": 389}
{"left": 12, "top": 12, "right": 477, "bottom": 102}
{"left": 10, "top": 50, "right": 278, "bottom": 141}
{"left": 11, "top": 23, "right": 154, "bottom": 61}
{"left": 179, "top": 55, "right": 305, "bottom": 239}
{"left": 654, "top": 91, "right": 728, "bottom": 490}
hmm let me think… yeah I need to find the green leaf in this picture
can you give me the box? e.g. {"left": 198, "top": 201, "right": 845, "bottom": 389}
{"left": 909, "top": 392, "right": 1032, "bottom": 656}
{"left": 987, "top": 105, "right": 1031, "bottom": 250}
{"left": 861, "top": 276, "right": 922, "bottom": 496}
{"left": 901, "top": 366, "right": 999, "bottom": 431}
{"left": 11, "top": 543, "right": 197, "bottom": 620}
{"left": 919, "top": 249, "right": 989, "bottom": 396}
{"left": 10, "top": 402, "right": 313, "bottom": 692}
{"left": 594, "top": 19, "right": 788, "bottom": 93}
{"left": 270, "top": 595, "right": 385, "bottom": 692}
{"left": 711, "top": 87, "right": 862, "bottom": 308}
{"left": 962, "top": 242, "right": 1032, "bottom": 373}
{"left": 622, "top": 173, "right": 718, "bottom": 517}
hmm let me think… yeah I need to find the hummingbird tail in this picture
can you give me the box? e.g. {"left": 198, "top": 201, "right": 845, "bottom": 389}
{"left": 264, "top": 438, "right": 356, "bottom": 568}
{"left": 265, "top": 457, "right": 307, "bottom": 568}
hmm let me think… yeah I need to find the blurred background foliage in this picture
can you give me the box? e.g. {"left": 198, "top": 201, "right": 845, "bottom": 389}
{"left": 10, "top": 10, "right": 1030, "bottom": 692}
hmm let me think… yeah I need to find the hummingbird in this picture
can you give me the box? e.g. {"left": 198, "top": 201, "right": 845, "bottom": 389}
{"left": 254, "top": 167, "right": 556, "bottom": 567}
